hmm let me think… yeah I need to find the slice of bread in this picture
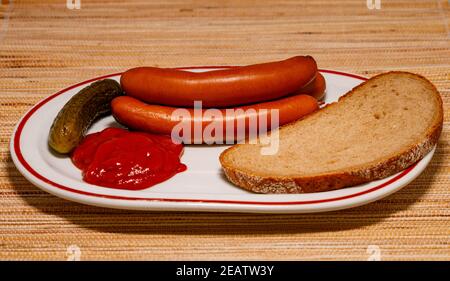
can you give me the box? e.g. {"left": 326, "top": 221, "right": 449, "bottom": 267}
{"left": 220, "top": 72, "right": 443, "bottom": 193}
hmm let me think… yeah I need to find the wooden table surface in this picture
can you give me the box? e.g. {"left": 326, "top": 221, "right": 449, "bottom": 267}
{"left": 0, "top": 0, "right": 449, "bottom": 260}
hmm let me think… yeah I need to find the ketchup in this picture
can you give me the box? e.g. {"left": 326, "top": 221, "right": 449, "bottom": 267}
{"left": 71, "top": 128, "right": 186, "bottom": 190}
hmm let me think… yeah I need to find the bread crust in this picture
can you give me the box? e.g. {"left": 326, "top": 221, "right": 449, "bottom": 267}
{"left": 219, "top": 72, "right": 444, "bottom": 193}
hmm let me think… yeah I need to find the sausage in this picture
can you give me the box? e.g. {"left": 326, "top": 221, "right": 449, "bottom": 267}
{"left": 112, "top": 95, "right": 318, "bottom": 143}
{"left": 296, "top": 72, "right": 326, "bottom": 100}
{"left": 120, "top": 56, "right": 317, "bottom": 108}
{"left": 111, "top": 95, "right": 319, "bottom": 143}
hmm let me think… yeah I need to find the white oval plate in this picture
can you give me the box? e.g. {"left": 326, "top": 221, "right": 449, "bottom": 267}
{"left": 10, "top": 68, "right": 435, "bottom": 213}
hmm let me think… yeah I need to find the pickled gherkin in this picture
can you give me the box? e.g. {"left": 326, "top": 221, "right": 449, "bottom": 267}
{"left": 48, "top": 79, "right": 123, "bottom": 154}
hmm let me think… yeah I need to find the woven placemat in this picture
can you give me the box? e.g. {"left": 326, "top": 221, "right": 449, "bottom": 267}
{"left": 0, "top": 0, "right": 448, "bottom": 260}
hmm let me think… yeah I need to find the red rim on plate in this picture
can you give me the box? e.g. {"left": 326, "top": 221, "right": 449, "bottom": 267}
{"left": 13, "top": 68, "right": 418, "bottom": 205}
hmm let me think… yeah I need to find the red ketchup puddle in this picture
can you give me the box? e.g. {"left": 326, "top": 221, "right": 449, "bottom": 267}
{"left": 71, "top": 128, "right": 186, "bottom": 190}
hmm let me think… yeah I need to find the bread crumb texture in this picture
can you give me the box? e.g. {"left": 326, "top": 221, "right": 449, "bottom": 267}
{"left": 220, "top": 72, "right": 443, "bottom": 193}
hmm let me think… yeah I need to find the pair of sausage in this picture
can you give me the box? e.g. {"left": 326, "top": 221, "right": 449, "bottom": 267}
{"left": 114, "top": 56, "right": 325, "bottom": 142}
